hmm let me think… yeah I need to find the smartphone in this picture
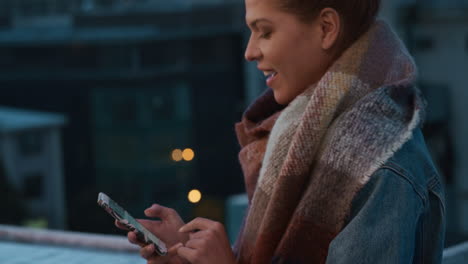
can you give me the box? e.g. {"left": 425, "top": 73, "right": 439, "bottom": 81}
{"left": 97, "top": 192, "right": 167, "bottom": 256}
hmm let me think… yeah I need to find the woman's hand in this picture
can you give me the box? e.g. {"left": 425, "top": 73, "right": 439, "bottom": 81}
{"left": 177, "top": 218, "right": 236, "bottom": 264}
{"left": 115, "top": 204, "right": 189, "bottom": 264}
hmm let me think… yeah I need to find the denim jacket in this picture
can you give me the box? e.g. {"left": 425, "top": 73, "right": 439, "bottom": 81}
{"left": 326, "top": 129, "right": 446, "bottom": 264}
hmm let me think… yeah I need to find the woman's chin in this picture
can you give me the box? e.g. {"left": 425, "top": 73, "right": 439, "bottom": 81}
{"left": 272, "top": 90, "right": 291, "bottom": 106}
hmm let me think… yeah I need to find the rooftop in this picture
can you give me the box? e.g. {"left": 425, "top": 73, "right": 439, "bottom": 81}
{"left": 0, "top": 107, "right": 67, "bottom": 133}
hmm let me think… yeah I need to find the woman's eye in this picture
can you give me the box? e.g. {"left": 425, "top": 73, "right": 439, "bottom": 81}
{"left": 260, "top": 32, "right": 271, "bottom": 39}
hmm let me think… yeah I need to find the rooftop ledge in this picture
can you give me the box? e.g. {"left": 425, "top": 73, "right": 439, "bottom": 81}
{"left": 1, "top": 224, "right": 467, "bottom": 263}
{"left": 0, "top": 224, "right": 138, "bottom": 252}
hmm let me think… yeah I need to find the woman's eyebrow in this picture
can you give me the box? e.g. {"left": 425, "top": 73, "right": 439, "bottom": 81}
{"left": 247, "top": 18, "right": 272, "bottom": 30}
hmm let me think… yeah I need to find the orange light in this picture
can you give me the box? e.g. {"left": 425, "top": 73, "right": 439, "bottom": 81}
{"left": 182, "top": 148, "right": 195, "bottom": 161}
{"left": 171, "top": 149, "right": 183, "bottom": 162}
{"left": 188, "top": 189, "right": 202, "bottom": 203}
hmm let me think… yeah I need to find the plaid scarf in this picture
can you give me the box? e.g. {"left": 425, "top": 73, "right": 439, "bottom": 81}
{"left": 234, "top": 21, "right": 425, "bottom": 263}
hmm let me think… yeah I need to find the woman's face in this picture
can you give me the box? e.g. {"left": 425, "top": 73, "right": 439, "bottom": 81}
{"left": 245, "top": 0, "right": 335, "bottom": 105}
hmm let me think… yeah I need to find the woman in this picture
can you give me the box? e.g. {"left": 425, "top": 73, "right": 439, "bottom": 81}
{"left": 117, "top": 0, "right": 446, "bottom": 263}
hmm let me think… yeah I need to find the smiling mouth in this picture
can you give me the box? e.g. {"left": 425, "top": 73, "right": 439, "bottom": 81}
{"left": 265, "top": 72, "right": 277, "bottom": 81}
{"left": 264, "top": 71, "right": 278, "bottom": 87}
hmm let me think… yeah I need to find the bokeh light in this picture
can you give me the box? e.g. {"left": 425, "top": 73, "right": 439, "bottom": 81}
{"left": 188, "top": 189, "right": 202, "bottom": 203}
{"left": 182, "top": 148, "right": 195, "bottom": 161}
{"left": 171, "top": 149, "right": 183, "bottom": 162}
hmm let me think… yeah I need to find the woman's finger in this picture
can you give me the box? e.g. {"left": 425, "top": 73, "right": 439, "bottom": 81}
{"left": 188, "top": 229, "right": 209, "bottom": 240}
{"left": 177, "top": 246, "right": 197, "bottom": 263}
{"left": 138, "top": 219, "right": 162, "bottom": 229}
{"left": 168, "top": 243, "right": 184, "bottom": 255}
{"left": 140, "top": 243, "right": 156, "bottom": 259}
{"left": 144, "top": 204, "right": 180, "bottom": 221}
{"left": 128, "top": 231, "right": 146, "bottom": 247}
{"left": 115, "top": 219, "right": 130, "bottom": 230}
{"left": 179, "top": 217, "right": 219, "bottom": 233}
{"left": 146, "top": 243, "right": 183, "bottom": 264}
{"left": 185, "top": 238, "right": 205, "bottom": 249}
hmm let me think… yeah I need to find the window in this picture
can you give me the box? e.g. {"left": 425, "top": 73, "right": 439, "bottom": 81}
{"left": 23, "top": 173, "right": 43, "bottom": 199}
{"left": 151, "top": 93, "right": 173, "bottom": 121}
{"left": 98, "top": 45, "right": 133, "bottom": 69}
{"left": 104, "top": 135, "right": 140, "bottom": 164}
{"left": 140, "top": 41, "right": 188, "bottom": 68}
{"left": 94, "top": 0, "right": 122, "bottom": 9}
{"left": 112, "top": 97, "right": 137, "bottom": 125}
{"left": 17, "top": 131, "right": 44, "bottom": 157}
{"left": 0, "top": 48, "right": 16, "bottom": 69}
{"left": 19, "top": 0, "right": 46, "bottom": 16}
{"left": 174, "top": 83, "right": 191, "bottom": 121}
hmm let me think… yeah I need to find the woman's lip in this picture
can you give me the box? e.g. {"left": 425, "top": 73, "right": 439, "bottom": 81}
{"left": 266, "top": 72, "right": 278, "bottom": 87}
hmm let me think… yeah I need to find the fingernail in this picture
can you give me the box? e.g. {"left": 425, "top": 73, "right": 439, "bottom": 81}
{"left": 178, "top": 226, "right": 185, "bottom": 232}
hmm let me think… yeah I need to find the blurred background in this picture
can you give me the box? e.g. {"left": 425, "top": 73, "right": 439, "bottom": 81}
{"left": 0, "top": 0, "right": 466, "bottom": 253}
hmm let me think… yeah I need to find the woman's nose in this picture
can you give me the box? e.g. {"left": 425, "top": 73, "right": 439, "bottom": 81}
{"left": 244, "top": 36, "right": 261, "bottom": 62}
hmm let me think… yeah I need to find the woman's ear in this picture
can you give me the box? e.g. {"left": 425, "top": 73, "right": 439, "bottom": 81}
{"left": 318, "top": 8, "right": 341, "bottom": 51}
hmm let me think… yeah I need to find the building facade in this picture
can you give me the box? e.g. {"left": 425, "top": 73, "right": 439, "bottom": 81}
{"left": 0, "top": 2, "right": 247, "bottom": 233}
{"left": 0, "top": 107, "right": 67, "bottom": 229}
